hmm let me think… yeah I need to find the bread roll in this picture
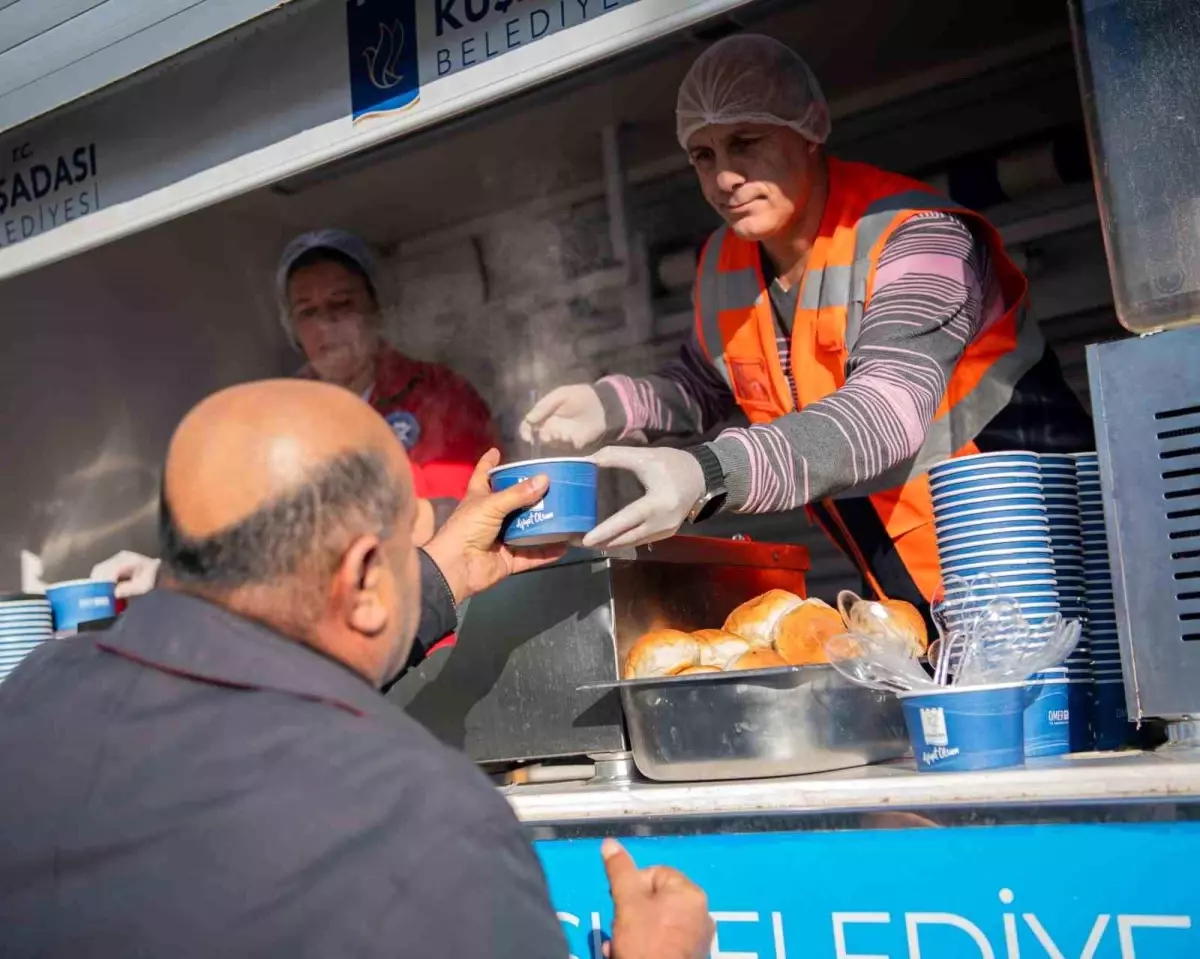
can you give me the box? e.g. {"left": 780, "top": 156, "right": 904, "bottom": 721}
{"left": 730, "top": 648, "right": 788, "bottom": 671}
{"left": 774, "top": 598, "right": 845, "bottom": 666}
{"left": 622, "top": 629, "right": 699, "bottom": 679}
{"left": 693, "top": 629, "right": 751, "bottom": 669}
{"left": 722, "top": 589, "right": 804, "bottom": 647}
{"left": 678, "top": 665, "right": 723, "bottom": 675}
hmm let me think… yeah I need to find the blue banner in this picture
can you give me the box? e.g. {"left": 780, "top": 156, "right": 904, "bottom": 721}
{"left": 536, "top": 822, "right": 1199, "bottom": 958}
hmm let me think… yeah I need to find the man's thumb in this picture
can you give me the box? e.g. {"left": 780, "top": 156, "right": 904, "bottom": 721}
{"left": 486, "top": 474, "right": 550, "bottom": 519}
{"left": 465, "top": 449, "right": 503, "bottom": 497}
{"left": 601, "top": 838, "right": 639, "bottom": 895}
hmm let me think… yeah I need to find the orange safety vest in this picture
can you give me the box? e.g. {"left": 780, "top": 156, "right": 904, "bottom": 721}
{"left": 693, "top": 157, "right": 1046, "bottom": 604}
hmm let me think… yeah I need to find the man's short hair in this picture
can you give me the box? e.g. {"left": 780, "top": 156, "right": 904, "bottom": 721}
{"left": 159, "top": 451, "right": 401, "bottom": 614}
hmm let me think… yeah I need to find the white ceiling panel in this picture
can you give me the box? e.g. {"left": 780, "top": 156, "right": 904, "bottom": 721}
{"left": 0, "top": 0, "right": 303, "bottom": 134}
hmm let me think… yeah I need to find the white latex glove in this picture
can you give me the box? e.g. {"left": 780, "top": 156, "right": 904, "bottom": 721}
{"left": 90, "top": 551, "right": 161, "bottom": 599}
{"left": 582, "top": 447, "right": 706, "bottom": 550}
{"left": 519, "top": 384, "right": 606, "bottom": 451}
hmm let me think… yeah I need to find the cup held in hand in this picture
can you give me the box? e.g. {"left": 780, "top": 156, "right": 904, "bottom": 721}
{"left": 45, "top": 579, "right": 117, "bottom": 631}
{"left": 488, "top": 458, "right": 599, "bottom": 546}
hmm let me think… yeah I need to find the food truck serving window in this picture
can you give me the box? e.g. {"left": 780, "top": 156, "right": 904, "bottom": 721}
{"left": 0, "top": 0, "right": 754, "bottom": 282}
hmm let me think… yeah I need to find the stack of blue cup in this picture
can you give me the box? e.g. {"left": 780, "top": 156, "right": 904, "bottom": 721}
{"left": 1038, "top": 454, "right": 1093, "bottom": 751}
{"left": 1072, "top": 453, "right": 1134, "bottom": 749}
{"left": 0, "top": 595, "right": 53, "bottom": 682}
{"left": 929, "top": 451, "right": 1069, "bottom": 758}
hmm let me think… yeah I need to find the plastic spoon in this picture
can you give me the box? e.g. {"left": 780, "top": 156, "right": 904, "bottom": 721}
{"left": 822, "top": 632, "right": 938, "bottom": 693}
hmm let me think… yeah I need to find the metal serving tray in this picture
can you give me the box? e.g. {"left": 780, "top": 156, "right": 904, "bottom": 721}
{"left": 395, "top": 536, "right": 810, "bottom": 765}
{"left": 583, "top": 665, "right": 909, "bottom": 782}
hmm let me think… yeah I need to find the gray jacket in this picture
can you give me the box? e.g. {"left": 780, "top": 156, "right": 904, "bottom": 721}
{"left": 0, "top": 585, "right": 566, "bottom": 958}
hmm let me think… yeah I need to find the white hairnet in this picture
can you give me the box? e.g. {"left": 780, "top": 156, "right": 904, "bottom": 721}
{"left": 275, "top": 229, "right": 380, "bottom": 344}
{"left": 675, "top": 34, "right": 831, "bottom": 150}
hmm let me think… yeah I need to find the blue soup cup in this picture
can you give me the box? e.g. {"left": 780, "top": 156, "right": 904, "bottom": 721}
{"left": 942, "top": 562, "right": 1058, "bottom": 580}
{"left": 944, "top": 547, "right": 1053, "bottom": 567}
{"left": 936, "top": 521, "right": 1050, "bottom": 544}
{"left": 489, "top": 458, "right": 599, "bottom": 546}
{"left": 943, "top": 586, "right": 1060, "bottom": 603}
{"left": 899, "top": 683, "right": 1029, "bottom": 772}
{"left": 937, "top": 527, "right": 1050, "bottom": 549}
{"left": 931, "top": 477, "right": 1043, "bottom": 497}
{"left": 932, "top": 451, "right": 1040, "bottom": 471}
{"left": 45, "top": 579, "right": 116, "bottom": 631}
{"left": 935, "top": 505, "right": 1049, "bottom": 526}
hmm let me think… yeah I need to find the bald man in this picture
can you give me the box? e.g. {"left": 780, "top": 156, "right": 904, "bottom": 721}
{"left": 0, "top": 381, "right": 713, "bottom": 959}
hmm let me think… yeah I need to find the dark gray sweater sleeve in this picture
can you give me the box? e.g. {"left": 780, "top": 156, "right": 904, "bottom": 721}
{"left": 411, "top": 548, "right": 458, "bottom": 661}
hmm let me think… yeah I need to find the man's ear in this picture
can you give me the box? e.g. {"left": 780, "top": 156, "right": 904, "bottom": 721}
{"left": 332, "top": 534, "right": 388, "bottom": 637}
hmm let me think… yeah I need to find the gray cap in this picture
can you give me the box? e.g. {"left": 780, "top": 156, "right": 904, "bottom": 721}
{"left": 275, "top": 229, "right": 380, "bottom": 344}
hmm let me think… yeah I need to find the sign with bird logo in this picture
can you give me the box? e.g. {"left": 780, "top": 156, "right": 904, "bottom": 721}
{"left": 347, "top": 0, "right": 641, "bottom": 121}
{"left": 347, "top": 0, "right": 422, "bottom": 121}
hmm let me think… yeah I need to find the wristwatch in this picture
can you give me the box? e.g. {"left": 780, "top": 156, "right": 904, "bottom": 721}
{"left": 685, "top": 445, "right": 728, "bottom": 524}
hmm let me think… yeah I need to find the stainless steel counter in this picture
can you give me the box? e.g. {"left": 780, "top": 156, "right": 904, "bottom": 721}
{"left": 504, "top": 750, "right": 1200, "bottom": 827}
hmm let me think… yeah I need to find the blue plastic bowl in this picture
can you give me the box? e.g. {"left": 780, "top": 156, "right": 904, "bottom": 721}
{"left": 489, "top": 458, "right": 599, "bottom": 546}
{"left": 899, "top": 683, "right": 1028, "bottom": 772}
{"left": 45, "top": 579, "right": 116, "bottom": 631}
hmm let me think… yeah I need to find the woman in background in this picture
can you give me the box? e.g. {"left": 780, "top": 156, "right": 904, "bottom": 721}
{"left": 279, "top": 229, "right": 498, "bottom": 542}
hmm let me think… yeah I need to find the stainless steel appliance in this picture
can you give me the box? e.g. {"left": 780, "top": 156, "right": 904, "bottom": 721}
{"left": 1088, "top": 326, "right": 1200, "bottom": 739}
{"left": 1073, "top": 0, "right": 1200, "bottom": 744}
{"left": 392, "top": 536, "right": 810, "bottom": 765}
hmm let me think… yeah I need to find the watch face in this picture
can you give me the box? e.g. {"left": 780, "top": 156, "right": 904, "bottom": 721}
{"left": 690, "top": 489, "right": 728, "bottom": 524}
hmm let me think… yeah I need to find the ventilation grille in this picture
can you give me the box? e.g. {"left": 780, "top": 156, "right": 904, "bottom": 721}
{"left": 1157, "top": 403, "right": 1200, "bottom": 641}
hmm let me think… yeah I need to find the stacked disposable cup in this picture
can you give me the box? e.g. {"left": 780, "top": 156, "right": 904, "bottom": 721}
{"left": 929, "top": 452, "right": 1068, "bottom": 757}
{"left": 1038, "top": 454, "right": 1093, "bottom": 751}
{"left": 0, "top": 595, "right": 53, "bottom": 682}
{"left": 1072, "top": 453, "right": 1135, "bottom": 749}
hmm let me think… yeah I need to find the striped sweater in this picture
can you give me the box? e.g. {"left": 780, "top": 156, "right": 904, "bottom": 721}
{"left": 594, "top": 212, "right": 1002, "bottom": 513}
